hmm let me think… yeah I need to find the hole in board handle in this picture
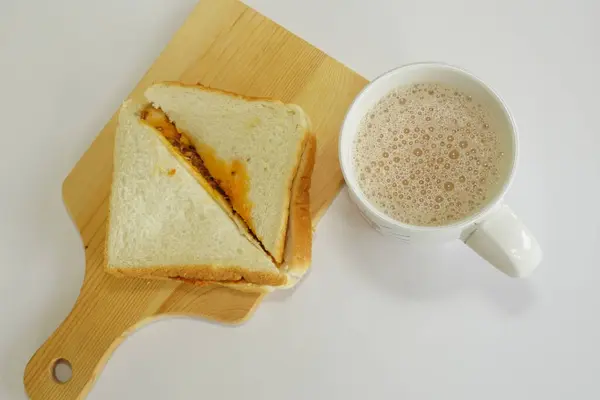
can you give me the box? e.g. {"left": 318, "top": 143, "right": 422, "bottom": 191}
{"left": 51, "top": 358, "right": 72, "bottom": 383}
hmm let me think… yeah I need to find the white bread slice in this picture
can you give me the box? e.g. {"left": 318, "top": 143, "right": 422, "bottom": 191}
{"left": 177, "top": 132, "right": 317, "bottom": 293}
{"left": 144, "top": 83, "right": 311, "bottom": 263}
{"left": 106, "top": 100, "right": 287, "bottom": 286}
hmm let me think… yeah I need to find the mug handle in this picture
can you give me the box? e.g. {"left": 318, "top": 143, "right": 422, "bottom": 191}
{"left": 463, "top": 205, "right": 542, "bottom": 277}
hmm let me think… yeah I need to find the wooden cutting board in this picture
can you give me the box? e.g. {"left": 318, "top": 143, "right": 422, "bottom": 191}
{"left": 23, "top": 0, "right": 366, "bottom": 398}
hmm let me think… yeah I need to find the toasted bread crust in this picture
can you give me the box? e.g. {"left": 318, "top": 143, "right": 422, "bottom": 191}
{"left": 157, "top": 81, "right": 293, "bottom": 105}
{"left": 282, "top": 132, "right": 316, "bottom": 277}
{"left": 107, "top": 263, "right": 288, "bottom": 286}
{"left": 175, "top": 278, "right": 274, "bottom": 294}
{"left": 267, "top": 123, "right": 310, "bottom": 263}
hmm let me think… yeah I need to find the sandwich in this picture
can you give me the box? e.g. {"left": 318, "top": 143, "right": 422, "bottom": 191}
{"left": 105, "top": 85, "right": 315, "bottom": 291}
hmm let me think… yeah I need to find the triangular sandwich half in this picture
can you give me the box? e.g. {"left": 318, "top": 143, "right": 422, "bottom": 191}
{"left": 179, "top": 131, "right": 316, "bottom": 292}
{"left": 105, "top": 100, "right": 287, "bottom": 287}
{"left": 144, "top": 83, "right": 312, "bottom": 264}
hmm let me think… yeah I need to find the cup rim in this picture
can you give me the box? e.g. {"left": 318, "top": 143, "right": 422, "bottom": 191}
{"left": 339, "top": 61, "right": 519, "bottom": 232}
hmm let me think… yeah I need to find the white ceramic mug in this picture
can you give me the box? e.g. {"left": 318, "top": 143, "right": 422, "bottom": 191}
{"left": 339, "top": 62, "right": 542, "bottom": 277}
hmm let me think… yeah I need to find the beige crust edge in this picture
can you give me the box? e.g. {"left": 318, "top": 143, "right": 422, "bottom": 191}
{"left": 155, "top": 81, "right": 300, "bottom": 107}
{"left": 146, "top": 82, "right": 312, "bottom": 263}
{"left": 180, "top": 132, "right": 317, "bottom": 293}
{"left": 266, "top": 122, "right": 312, "bottom": 264}
{"left": 107, "top": 263, "right": 287, "bottom": 286}
{"left": 174, "top": 278, "right": 273, "bottom": 294}
{"left": 281, "top": 132, "right": 316, "bottom": 277}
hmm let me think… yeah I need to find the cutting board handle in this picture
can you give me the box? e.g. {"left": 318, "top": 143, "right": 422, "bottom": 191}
{"left": 23, "top": 273, "right": 163, "bottom": 400}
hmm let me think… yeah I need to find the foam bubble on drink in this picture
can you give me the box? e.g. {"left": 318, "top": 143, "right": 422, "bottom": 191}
{"left": 353, "top": 83, "right": 508, "bottom": 226}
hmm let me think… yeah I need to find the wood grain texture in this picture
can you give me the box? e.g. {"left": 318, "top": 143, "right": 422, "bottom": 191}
{"left": 23, "top": 0, "right": 367, "bottom": 398}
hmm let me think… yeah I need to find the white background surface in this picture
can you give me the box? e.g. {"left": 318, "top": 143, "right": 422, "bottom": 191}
{"left": 1, "top": 0, "right": 599, "bottom": 398}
